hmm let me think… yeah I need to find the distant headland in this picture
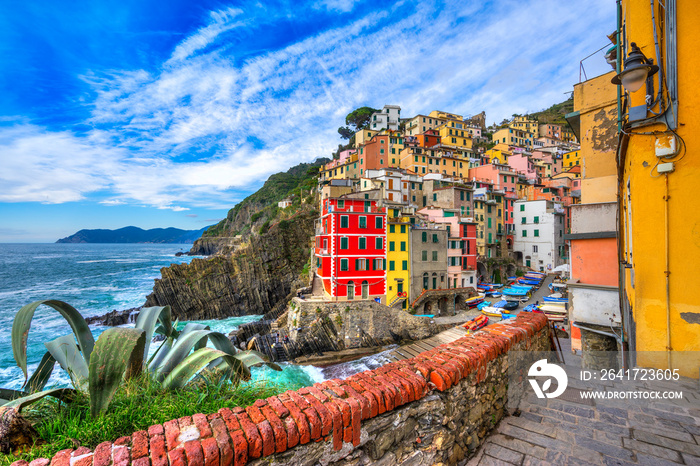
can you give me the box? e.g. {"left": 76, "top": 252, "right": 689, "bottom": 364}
{"left": 55, "top": 226, "right": 209, "bottom": 244}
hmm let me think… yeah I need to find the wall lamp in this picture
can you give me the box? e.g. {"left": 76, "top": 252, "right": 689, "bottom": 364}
{"left": 611, "top": 42, "right": 659, "bottom": 92}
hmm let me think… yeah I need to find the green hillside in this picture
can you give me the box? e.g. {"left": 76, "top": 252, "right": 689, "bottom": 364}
{"left": 203, "top": 159, "right": 328, "bottom": 238}
{"left": 529, "top": 97, "right": 574, "bottom": 125}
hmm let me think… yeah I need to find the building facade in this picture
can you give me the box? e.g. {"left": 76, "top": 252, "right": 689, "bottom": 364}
{"left": 513, "top": 200, "right": 566, "bottom": 272}
{"left": 315, "top": 198, "right": 387, "bottom": 301}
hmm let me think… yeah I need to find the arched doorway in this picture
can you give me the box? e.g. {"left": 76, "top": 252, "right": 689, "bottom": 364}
{"left": 477, "top": 262, "right": 488, "bottom": 282}
{"left": 347, "top": 281, "right": 354, "bottom": 300}
{"left": 361, "top": 280, "right": 369, "bottom": 299}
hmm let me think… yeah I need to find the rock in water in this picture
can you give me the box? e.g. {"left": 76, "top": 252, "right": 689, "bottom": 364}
{"left": 0, "top": 407, "right": 41, "bottom": 454}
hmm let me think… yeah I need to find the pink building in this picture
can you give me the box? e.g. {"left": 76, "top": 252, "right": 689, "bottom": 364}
{"left": 337, "top": 149, "right": 357, "bottom": 164}
{"left": 506, "top": 153, "right": 537, "bottom": 181}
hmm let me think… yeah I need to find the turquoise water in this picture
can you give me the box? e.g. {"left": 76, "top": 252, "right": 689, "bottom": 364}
{"left": 0, "top": 243, "right": 391, "bottom": 393}
{"left": 0, "top": 244, "right": 320, "bottom": 390}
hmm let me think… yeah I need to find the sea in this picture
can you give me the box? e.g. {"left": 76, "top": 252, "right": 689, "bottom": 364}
{"left": 0, "top": 243, "right": 393, "bottom": 392}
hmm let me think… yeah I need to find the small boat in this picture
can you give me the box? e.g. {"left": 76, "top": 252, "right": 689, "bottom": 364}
{"left": 481, "top": 307, "right": 511, "bottom": 318}
{"left": 507, "top": 290, "right": 531, "bottom": 297}
{"left": 466, "top": 296, "right": 485, "bottom": 308}
{"left": 523, "top": 304, "right": 539, "bottom": 312}
{"left": 543, "top": 296, "right": 568, "bottom": 303}
{"left": 462, "top": 314, "right": 489, "bottom": 331}
{"left": 538, "top": 304, "right": 567, "bottom": 314}
{"left": 509, "top": 284, "right": 534, "bottom": 291}
{"left": 549, "top": 282, "right": 567, "bottom": 292}
{"left": 477, "top": 300, "right": 492, "bottom": 310}
{"left": 493, "top": 300, "right": 519, "bottom": 311}
{"left": 484, "top": 291, "right": 501, "bottom": 298}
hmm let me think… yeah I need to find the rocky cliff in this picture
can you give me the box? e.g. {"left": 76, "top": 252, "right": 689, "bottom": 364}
{"left": 144, "top": 206, "right": 317, "bottom": 321}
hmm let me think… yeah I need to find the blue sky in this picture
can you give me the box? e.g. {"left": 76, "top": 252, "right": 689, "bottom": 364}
{"left": 0, "top": 0, "right": 615, "bottom": 242}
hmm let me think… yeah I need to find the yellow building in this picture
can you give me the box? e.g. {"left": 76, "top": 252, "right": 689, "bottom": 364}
{"left": 436, "top": 124, "right": 473, "bottom": 151}
{"left": 615, "top": 0, "right": 700, "bottom": 377}
{"left": 492, "top": 127, "right": 534, "bottom": 149}
{"left": 353, "top": 128, "right": 380, "bottom": 148}
{"left": 485, "top": 143, "right": 512, "bottom": 165}
{"left": 404, "top": 114, "right": 445, "bottom": 136}
{"left": 562, "top": 149, "right": 581, "bottom": 169}
{"left": 319, "top": 153, "right": 360, "bottom": 181}
{"left": 473, "top": 194, "right": 500, "bottom": 258}
{"left": 510, "top": 116, "right": 539, "bottom": 138}
{"left": 386, "top": 210, "right": 412, "bottom": 308}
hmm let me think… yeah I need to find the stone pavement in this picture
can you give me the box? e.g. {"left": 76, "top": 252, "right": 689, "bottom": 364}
{"left": 468, "top": 339, "right": 700, "bottom": 465}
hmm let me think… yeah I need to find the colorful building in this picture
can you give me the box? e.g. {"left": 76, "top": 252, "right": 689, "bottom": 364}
{"left": 473, "top": 190, "right": 500, "bottom": 258}
{"left": 562, "top": 149, "right": 581, "bottom": 169}
{"left": 615, "top": 0, "right": 699, "bottom": 377}
{"left": 410, "top": 223, "right": 448, "bottom": 300}
{"left": 404, "top": 114, "right": 445, "bottom": 136}
{"left": 315, "top": 198, "right": 387, "bottom": 301}
{"left": 369, "top": 105, "right": 401, "bottom": 131}
{"left": 510, "top": 115, "right": 539, "bottom": 137}
{"left": 386, "top": 209, "right": 412, "bottom": 308}
{"left": 513, "top": 199, "right": 566, "bottom": 272}
{"left": 492, "top": 127, "right": 534, "bottom": 149}
{"left": 564, "top": 71, "right": 620, "bottom": 356}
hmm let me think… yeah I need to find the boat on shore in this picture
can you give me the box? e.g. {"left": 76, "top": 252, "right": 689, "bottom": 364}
{"left": 481, "top": 307, "right": 515, "bottom": 318}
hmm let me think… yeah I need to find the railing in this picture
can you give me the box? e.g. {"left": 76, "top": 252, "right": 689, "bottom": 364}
{"left": 388, "top": 293, "right": 407, "bottom": 307}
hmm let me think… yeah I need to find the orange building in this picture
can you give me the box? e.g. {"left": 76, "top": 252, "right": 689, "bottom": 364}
{"left": 564, "top": 71, "right": 620, "bottom": 354}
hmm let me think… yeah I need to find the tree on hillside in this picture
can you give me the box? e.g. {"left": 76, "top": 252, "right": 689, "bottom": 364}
{"left": 345, "top": 106, "right": 378, "bottom": 130}
{"left": 338, "top": 126, "right": 354, "bottom": 140}
{"left": 337, "top": 106, "right": 379, "bottom": 139}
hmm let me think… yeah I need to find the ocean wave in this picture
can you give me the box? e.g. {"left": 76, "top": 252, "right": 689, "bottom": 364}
{"left": 77, "top": 259, "right": 151, "bottom": 264}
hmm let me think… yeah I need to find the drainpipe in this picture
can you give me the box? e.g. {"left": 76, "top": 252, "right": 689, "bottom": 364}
{"left": 664, "top": 174, "right": 672, "bottom": 369}
{"left": 615, "top": 0, "right": 629, "bottom": 372}
{"left": 617, "top": 0, "right": 623, "bottom": 133}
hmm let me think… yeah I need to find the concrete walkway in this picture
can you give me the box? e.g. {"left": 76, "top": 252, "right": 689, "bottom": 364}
{"left": 468, "top": 337, "right": 700, "bottom": 465}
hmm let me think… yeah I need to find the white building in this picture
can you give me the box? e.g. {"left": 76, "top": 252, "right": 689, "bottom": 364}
{"left": 278, "top": 199, "right": 293, "bottom": 209}
{"left": 513, "top": 200, "right": 567, "bottom": 272}
{"left": 369, "top": 105, "right": 401, "bottom": 131}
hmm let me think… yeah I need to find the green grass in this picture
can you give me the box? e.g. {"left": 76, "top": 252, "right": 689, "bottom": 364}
{"left": 1, "top": 373, "right": 300, "bottom": 465}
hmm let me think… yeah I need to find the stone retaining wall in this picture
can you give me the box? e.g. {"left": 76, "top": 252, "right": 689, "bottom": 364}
{"left": 12, "top": 312, "right": 550, "bottom": 466}
{"left": 287, "top": 298, "right": 443, "bottom": 347}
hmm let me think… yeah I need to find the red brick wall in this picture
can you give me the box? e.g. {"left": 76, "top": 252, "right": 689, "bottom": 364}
{"left": 14, "top": 312, "right": 548, "bottom": 466}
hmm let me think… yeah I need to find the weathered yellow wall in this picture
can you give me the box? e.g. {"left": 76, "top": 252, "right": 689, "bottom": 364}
{"left": 621, "top": 0, "right": 700, "bottom": 377}
{"left": 580, "top": 176, "right": 617, "bottom": 204}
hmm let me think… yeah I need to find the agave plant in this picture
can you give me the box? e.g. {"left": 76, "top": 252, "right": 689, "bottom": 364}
{"left": 1, "top": 300, "right": 280, "bottom": 417}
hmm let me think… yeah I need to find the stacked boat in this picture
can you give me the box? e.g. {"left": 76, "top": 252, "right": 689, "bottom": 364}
{"left": 461, "top": 314, "right": 489, "bottom": 331}
{"left": 481, "top": 299, "right": 518, "bottom": 318}
{"left": 477, "top": 283, "right": 504, "bottom": 298}
{"left": 465, "top": 294, "right": 486, "bottom": 308}
{"left": 516, "top": 271, "right": 546, "bottom": 288}
{"left": 500, "top": 284, "right": 532, "bottom": 303}
{"left": 537, "top": 302, "right": 567, "bottom": 321}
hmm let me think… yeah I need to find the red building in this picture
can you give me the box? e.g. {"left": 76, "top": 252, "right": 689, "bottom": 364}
{"left": 315, "top": 198, "right": 387, "bottom": 300}
{"left": 460, "top": 222, "right": 478, "bottom": 273}
{"left": 458, "top": 221, "right": 478, "bottom": 287}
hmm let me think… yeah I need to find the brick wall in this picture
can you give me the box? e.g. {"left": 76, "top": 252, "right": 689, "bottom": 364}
{"left": 12, "top": 312, "right": 549, "bottom": 466}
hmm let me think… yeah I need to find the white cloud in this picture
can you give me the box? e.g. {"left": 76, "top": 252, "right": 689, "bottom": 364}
{"left": 2, "top": 0, "right": 615, "bottom": 210}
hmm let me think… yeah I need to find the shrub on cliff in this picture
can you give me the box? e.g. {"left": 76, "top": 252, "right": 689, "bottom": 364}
{"left": 1, "top": 301, "right": 280, "bottom": 417}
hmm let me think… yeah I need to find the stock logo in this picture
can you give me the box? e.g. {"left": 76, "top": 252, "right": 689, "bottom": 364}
{"left": 528, "top": 359, "right": 568, "bottom": 399}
